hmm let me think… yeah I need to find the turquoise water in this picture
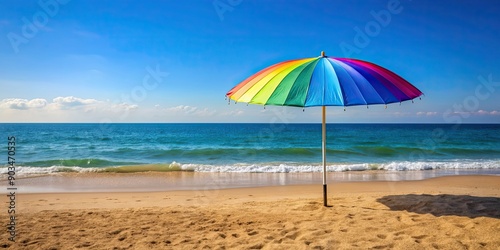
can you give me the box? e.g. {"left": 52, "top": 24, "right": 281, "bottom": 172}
{"left": 1, "top": 123, "right": 499, "bottom": 175}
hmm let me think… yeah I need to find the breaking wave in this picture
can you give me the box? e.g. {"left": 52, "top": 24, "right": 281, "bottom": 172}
{"left": 2, "top": 160, "right": 499, "bottom": 176}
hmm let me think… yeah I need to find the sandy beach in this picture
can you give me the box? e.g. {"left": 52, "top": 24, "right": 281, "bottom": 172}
{"left": 1, "top": 174, "right": 499, "bottom": 249}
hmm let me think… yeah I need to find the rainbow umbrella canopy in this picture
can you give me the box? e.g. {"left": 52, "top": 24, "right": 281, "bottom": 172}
{"left": 226, "top": 52, "right": 423, "bottom": 206}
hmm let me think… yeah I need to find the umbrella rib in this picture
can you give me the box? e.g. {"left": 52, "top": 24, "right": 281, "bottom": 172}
{"left": 361, "top": 60, "right": 423, "bottom": 98}
{"left": 348, "top": 65, "right": 382, "bottom": 105}
{"left": 367, "top": 67, "right": 409, "bottom": 103}
{"left": 322, "top": 59, "right": 326, "bottom": 105}
{"left": 339, "top": 59, "right": 398, "bottom": 105}
{"left": 237, "top": 63, "right": 291, "bottom": 104}
{"left": 295, "top": 59, "right": 321, "bottom": 107}
{"left": 336, "top": 60, "right": 369, "bottom": 105}
{"left": 341, "top": 58, "right": 419, "bottom": 103}
{"left": 227, "top": 61, "right": 290, "bottom": 101}
{"left": 249, "top": 59, "right": 314, "bottom": 105}
{"left": 334, "top": 58, "right": 382, "bottom": 105}
{"left": 279, "top": 59, "right": 318, "bottom": 106}
{"left": 324, "top": 58, "right": 352, "bottom": 106}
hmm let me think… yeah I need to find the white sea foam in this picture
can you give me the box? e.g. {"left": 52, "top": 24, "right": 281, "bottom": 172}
{"left": 0, "top": 165, "right": 102, "bottom": 175}
{"left": 186, "top": 160, "right": 500, "bottom": 173}
{"left": 2, "top": 160, "right": 499, "bottom": 176}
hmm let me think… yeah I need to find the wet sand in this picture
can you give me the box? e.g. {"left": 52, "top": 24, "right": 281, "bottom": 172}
{"left": 9, "top": 169, "right": 500, "bottom": 193}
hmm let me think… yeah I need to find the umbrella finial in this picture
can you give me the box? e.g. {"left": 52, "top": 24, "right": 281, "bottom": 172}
{"left": 321, "top": 51, "right": 326, "bottom": 57}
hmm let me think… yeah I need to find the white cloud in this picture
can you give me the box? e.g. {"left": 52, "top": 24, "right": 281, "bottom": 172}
{"left": 167, "top": 105, "right": 197, "bottom": 113}
{"left": 417, "top": 111, "right": 438, "bottom": 116}
{"left": 111, "top": 103, "right": 138, "bottom": 111}
{"left": 53, "top": 96, "right": 99, "bottom": 107}
{"left": 450, "top": 110, "right": 500, "bottom": 116}
{"left": 0, "top": 98, "right": 47, "bottom": 110}
{"left": 1, "top": 96, "right": 138, "bottom": 114}
{"left": 477, "top": 110, "right": 500, "bottom": 116}
{"left": 0, "top": 96, "right": 145, "bottom": 122}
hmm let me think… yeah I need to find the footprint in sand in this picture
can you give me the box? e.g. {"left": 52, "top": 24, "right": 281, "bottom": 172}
{"left": 412, "top": 234, "right": 428, "bottom": 243}
{"left": 397, "top": 214, "right": 417, "bottom": 224}
{"left": 249, "top": 243, "right": 264, "bottom": 249}
{"left": 110, "top": 229, "right": 123, "bottom": 235}
{"left": 372, "top": 243, "right": 395, "bottom": 249}
{"left": 391, "top": 231, "right": 406, "bottom": 241}
{"left": 285, "top": 231, "right": 300, "bottom": 240}
{"left": 247, "top": 230, "right": 258, "bottom": 236}
{"left": 76, "top": 242, "right": 92, "bottom": 247}
{"left": 412, "top": 235, "right": 427, "bottom": 240}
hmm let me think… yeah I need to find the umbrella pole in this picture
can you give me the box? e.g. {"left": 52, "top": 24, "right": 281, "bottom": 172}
{"left": 322, "top": 106, "right": 328, "bottom": 207}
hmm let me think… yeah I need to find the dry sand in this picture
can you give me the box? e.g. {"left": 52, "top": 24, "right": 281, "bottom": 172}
{"left": 1, "top": 175, "right": 499, "bottom": 249}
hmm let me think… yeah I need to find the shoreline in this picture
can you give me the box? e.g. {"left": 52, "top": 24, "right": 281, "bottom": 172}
{"left": 2, "top": 175, "right": 499, "bottom": 249}
{"left": 2, "top": 169, "right": 499, "bottom": 193}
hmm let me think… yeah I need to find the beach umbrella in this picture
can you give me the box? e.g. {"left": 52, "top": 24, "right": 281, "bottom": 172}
{"left": 226, "top": 51, "right": 423, "bottom": 206}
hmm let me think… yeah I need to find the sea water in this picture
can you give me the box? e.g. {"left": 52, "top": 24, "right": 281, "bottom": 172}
{"left": 1, "top": 123, "right": 499, "bottom": 176}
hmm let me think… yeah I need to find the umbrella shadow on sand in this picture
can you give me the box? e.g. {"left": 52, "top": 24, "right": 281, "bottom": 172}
{"left": 377, "top": 194, "right": 500, "bottom": 219}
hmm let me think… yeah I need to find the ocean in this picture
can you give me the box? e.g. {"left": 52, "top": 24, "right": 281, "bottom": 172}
{"left": 1, "top": 123, "right": 499, "bottom": 177}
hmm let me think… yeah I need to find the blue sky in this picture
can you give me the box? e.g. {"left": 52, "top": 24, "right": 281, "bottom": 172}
{"left": 1, "top": 0, "right": 499, "bottom": 123}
